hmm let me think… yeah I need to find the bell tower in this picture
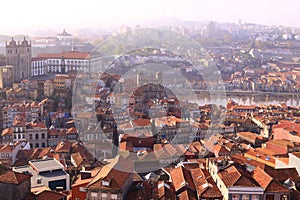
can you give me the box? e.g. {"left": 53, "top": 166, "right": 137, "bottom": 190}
{"left": 6, "top": 37, "right": 32, "bottom": 82}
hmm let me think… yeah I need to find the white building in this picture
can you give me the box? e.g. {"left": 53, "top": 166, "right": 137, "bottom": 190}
{"left": 13, "top": 158, "right": 70, "bottom": 190}
{"left": 57, "top": 29, "right": 72, "bottom": 46}
{"left": 31, "top": 50, "right": 102, "bottom": 76}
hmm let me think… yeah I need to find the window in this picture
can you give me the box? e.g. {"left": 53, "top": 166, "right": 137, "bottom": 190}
{"left": 252, "top": 195, "right": 259, "bottom": 200}
{"left": 281, "top": 195, "right": 289, "bottom": 200}
{"left": 37, "top": 177, "right": 42, "bottom": 184}
{"left": 35, "top": 133, "right": 39, "bottom": 139}
{"left": 29, "top": 134, "right": 32, "bottom": 140}
{"left": 41, "top": 142, "right": 46, "bottom": 148}
{"left": 35, "top": 143, "right": 39, "bottom": 148}
{"left": 232, "top": 194, "right": 240, "bottom": 200}
{"left": 111, "top": 194, "right": 118, "bottom": 200}
{"left": 266, "top": 194, "right": 274, "bottom": 200}
{"left": 91, "top": 192, "right": 97, "bottom": 200}
{"left": 101, "top": 193, "right": 107, "bottom": 200}
{"left": 41, "top": 133, "right": 45, "bottom": 139}
{"left": 242, "top": 195, "right": 249, "bottom": 200}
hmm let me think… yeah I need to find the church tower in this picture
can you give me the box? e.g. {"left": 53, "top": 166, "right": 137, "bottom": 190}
{"left": 6, "top": 37, "right": 32, "bottom": 82}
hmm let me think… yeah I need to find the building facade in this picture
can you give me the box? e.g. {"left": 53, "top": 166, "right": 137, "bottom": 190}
{"left": 2, "top": 102, "right": 42, "bottom": 128}
{"left": 0, "top": 65, "right": 13, "bottom": 88}
{"left": 31, "top": 50, "right": 102, "bottom": 75}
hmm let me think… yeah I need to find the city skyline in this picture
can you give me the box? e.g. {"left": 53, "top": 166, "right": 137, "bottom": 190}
{"left": 1, "top": 0, "right": 300, "bottom": 35}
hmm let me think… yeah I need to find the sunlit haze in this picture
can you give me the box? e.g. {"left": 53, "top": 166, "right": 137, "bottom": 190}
{"left": 1, "top": 0, "right": 300, "bottom": 35}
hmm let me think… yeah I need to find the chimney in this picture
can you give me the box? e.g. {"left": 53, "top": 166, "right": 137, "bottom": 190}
{"left": 80, "top": 171, "right": 92, "bottom": 180}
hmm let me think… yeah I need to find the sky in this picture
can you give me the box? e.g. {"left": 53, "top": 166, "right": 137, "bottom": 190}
{"left": 1, "top": 0, "right": 299, "bottom": 35}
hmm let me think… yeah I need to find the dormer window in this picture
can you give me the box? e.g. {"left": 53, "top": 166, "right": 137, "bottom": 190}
{"left": 101, "top": 180, "right": 110, "bottom": 186}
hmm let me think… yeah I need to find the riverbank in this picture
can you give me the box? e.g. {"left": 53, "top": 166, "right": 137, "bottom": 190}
{"left": 193, "top": 89, "right": 300, "bottom": 98}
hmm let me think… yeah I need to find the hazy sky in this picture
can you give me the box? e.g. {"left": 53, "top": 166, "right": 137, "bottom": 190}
{"left": 1, "top": 0, "right": 299, "bottom": 35}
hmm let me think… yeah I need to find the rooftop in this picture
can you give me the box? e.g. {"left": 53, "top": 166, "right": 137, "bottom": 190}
{"left": 0, "top": 170, "right": 31, "bottom": 185}
{"left": 29, "top": 158, "right": 64, "bottom": 173}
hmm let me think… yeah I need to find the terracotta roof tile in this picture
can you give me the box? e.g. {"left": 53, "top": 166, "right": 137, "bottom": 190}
{"left": 1, "top": 128, "right": 12, "bottom": 136}
{"left": 264, "top": 167, "right": 300, "bottom": 182}
{"left": 231, "top": 154, "right": 266, "bottom": 169}
{"left": 218, "top": 165, "right": 257, "bottom": 187}
{"left": 131, "top": 119, "right": 150, "bottom": 127}
{"left": 67, "top": 127, "right": 77, "bottom": 134}
{"left": 120, "top": 135, "right": 154, "bottom": 148}
{"left": 252, "top": 167, "right": 290, "bottom": 193}
{"left": 55, "top": 141, "right": 72, "bottom": 153}
{"left": 157, "top": 181, "right": 176, "bottom": 200}
{"left": 190, "top": 168, "right": 222, "bottom": 199}
{"left": 273, "top": 120, "right": 300, "bottom": 135}
{"left": 0, "top": 144, "right": 13, "bottom": 152}
{"left": 291, "top": 152, "right": 300, "bottom": 159}
{"left": 178, "top": 189, "right": 197, "bottom": 200}
{"left": 35, "top": 190, "right": 66, "bottom": 200}
{"left": 170, "top": 166, "right": 195, "bottom": 192}
{"left": 252, "top": 167, "right": 273, "bottom": 189}
{"left": 88, "top": 156, "right": 133, "bottom": 190}
{"left": 26, "top": 121, "right": 47, "bottom": 129}
{"left": 0, "top": 170, "right": 31, "bottom": 185}
{"left": 237, "top": 131, "right": 264, "bottom": 141}
{"left": 37, "top": 51, "right": 90, "bottom": 59}
{"left": 72, "top": 167, "right": 101, "bottom": 187}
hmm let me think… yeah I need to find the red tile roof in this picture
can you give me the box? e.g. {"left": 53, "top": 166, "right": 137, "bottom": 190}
{"left": 26, "top": 121, "right": 47, "bottom": 129}
{"left": 252, "top": 167, "right": 290, "bottom": 193}
{"left": 218, "top": 165, "right": 258, "bottom": 187}
{"left": 120, "top": 135, "right": 154, "bottom": 148}
{"left": 55, "top": 141, "right": 72, "bottom": 153}
{"left": 264, "top": 167, "right": 300, "bottom": 182}
{"left": 35, "top": 190, "right": 66, "bottom": 200}
{"left": 67, "top": 127, "right": 77, "bottom": 134}
{"left": 88, "top": 167, "right": 131, "bottom": 191}
{"left": 157, "top": 181, "right": 176, "bottom": 200}
{"left": 231, "top": 154, "right": 266, "bottom": 169}
{"left": 170, "top": 166, "right": 195, "bottom": 192}
{"left": 131, "top": 118, "right": 150, "bottom": 127}
{"left": 37, "top": 51, "right": 90, "bottom": 60}
{"left": 237, "top": 131, "right": 264, "bottom": 141}
{"left": 1, "top": 128, "right": 12, "bottom": 136}
{"left": 190, "top": 168, "right": 222, "bottom": 199}
{"left": 0, "top": 170, "right": 31, "bottom": 185}
{"left": 213, "top": 144, "right": 230, "bottom": 157}
{"left": 72, "top": 167, "right": 101, "bottom": 187}
{"left": 178, "top": 189, "right": 197, "bottom": 200}
{"left": 291, "top": 152, "right": 300, "bottom": 159}
{"left": 0, "top": 144, "right": 13, "bottom": 152}
{"left": 273, "top": 120, "right": 300, "bottom": 135}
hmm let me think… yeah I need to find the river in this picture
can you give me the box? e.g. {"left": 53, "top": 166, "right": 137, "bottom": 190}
{"left": 195, "top": 93, "right": 300, "bottom": 107}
